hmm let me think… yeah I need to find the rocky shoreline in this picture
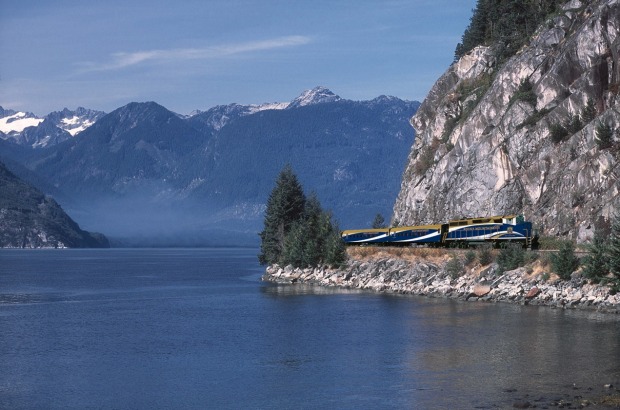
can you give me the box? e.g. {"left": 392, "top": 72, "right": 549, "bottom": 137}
{"left": 262, "top": 255, "right": 620, "bottom": 314}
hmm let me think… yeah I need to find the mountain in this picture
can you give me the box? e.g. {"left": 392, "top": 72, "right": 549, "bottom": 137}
{"left": 393, "top": 0, "right": 620, "bottom": 242}
{"left": 0, "top": 106, "right": 104, "bottom": 148}
{"left": 0, "top": 161, "right": 109, "bottom": 248}
{"left": 8, "top": 89, "right": 419, "bottom": 244}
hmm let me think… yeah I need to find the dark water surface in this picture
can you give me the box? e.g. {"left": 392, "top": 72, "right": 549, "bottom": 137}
{"left": 1, "top": 248, "right": 619, "bottom": 409}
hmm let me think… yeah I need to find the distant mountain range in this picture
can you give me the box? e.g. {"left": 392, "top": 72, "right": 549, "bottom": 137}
{"left": 0, "top": 106, "right": 105, "bottom": 148}
{"left": 0, "top": 87, "right": 419, "bottom": 246}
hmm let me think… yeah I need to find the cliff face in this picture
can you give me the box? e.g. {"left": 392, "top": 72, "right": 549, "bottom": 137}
{"left": 393, "top": 0, "right": 620, "bottom": 241}
{"left": 0, "top": 162, "right": 109, "bottom": 248}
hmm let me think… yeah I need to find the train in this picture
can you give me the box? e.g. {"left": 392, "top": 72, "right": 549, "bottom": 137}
{"left": 341, "top": 214, "right": 537, "bottom": 248}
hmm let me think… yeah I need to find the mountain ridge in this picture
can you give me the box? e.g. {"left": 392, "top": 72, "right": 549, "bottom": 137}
{"left": 2, "top": 88, "right": 419, "bottom": 244}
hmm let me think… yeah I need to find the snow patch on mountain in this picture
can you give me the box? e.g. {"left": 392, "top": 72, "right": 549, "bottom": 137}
{"left": 0, "top": 112, "right": 44, "bottom": 133}
{"left": 0, "top": 107, "right": 105, "bottom": 147}
{"left": 61, "top": 116, "right": 96, "bottom": 136}
{"left": 246, "top": 101, "right": 290, "bottom": 113}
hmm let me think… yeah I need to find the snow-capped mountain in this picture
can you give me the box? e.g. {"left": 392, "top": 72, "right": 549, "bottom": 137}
{"left": 0, "top": 109, "right": 44, "bottom": 135}
{"left": 287, "top": 86, "right": 341, "bottom": 108}
{"left": 187, "top": 87, "right": 342, "bottom": 133}
{"left": 0, "top": 106, "right": 105, "bottom": 148}
{"left": 46, "top": 107, "right": 105, "bottom": 137}
{"left": 1, "top": 89, "right": 420, "bottom": 245}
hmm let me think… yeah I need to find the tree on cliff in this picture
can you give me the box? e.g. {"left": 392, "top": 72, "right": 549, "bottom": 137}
{"left": 455, "top": 0, "right": 562, "bottom": 62}
{"left": 258, "top": 164, "right": 306, "bottom": 265}
{"left": 259, "top": 165, "right": 346, "bottom": 268}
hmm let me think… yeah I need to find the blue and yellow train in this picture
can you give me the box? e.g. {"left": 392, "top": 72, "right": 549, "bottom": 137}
{"left": 342, "top": 215, "right": 537, "bottom": 248}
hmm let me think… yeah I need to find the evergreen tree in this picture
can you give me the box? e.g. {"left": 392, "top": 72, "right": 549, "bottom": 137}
{"left": 549, "top": 123, "right": 568, "bottom": 143}
{"left": 608, "top": 212, "right": 620, "bottom": 289}
{"left": 581, "top": 229, "right": 608, "bottom": 283}
{"left": 258, "top": 164, "right": 305, "bottom": 265}
{"left": 455, "top": 0, "right": 562, "bottom": 62}
{"left": 581, "top": 99, "right": 597, "bottom": 124}
{"left": 280, "top": 220, "right": 307, "bottom": 268}
{"left": 267, "top": 181, "right": 347, "bottom": 269}
{"left": 595, "top": 121, "right": 613, "bottom": 150}
{"left": 372, "top": 213, "right": 386, "bottom": 229}
{"left": 300, "top": 193, "right": 324, "bottom": 267}
{"left": 564, "top": 114, "right": 583, "bottom": 135}
{"left": 549, "top": 240, "right": 579, "bottom": 280}
{"left": 323, "top": 218, "right": 347, "bottom": 268}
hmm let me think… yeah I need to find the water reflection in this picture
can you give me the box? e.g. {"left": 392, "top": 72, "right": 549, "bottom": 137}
{"left": 407, "top": 300, "right": 620, "bottom": 405}
{"left": 260, "top": 282, "right": 369, "bottom": 297}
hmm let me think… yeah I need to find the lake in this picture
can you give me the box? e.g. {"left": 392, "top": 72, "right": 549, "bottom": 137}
{"left": 1, "top": 248, "right": 619, "bottom": 409}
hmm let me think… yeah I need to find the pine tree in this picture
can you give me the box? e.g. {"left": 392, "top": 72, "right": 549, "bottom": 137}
{"left": 300, "top": 193, "right": 324, "bottom": 267}
{"left": 595, "top": 121, "right": 613, "bottom": 150}
{"left": 372, "top": 213, "right": 386, "bottom": 229}
{"left": 321, "top": 212, "right": 347, "bottom": 268}
{"left": 608, "top": 212, "right": 620, "bottom": 289}
{"left": 581, "top": 98, "right": 597, "bottom": 124}
{"left": 258, "top": 164, "right": 305, "bottom": 265}
{"left": 454, "top": 0, "right": 562, "bottom": 61}
{"left": 582, "top": 229, "right": 608, "bottom": 283}
{"left": 549, "top": 240, "right": 579, "bottom": 280}
{"left": 280, "top": 220, "right": 307, "bottom": 268}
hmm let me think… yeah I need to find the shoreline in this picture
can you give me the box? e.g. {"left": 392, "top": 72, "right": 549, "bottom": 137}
{"left": 262, "top": 253, "right": 620, "bottom": 314}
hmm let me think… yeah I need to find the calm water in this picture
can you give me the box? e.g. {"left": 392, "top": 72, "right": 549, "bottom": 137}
{"left": 1, "top": 248, "right": 620, "bottom": 409}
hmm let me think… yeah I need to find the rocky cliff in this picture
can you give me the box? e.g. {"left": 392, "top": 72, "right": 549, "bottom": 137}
{"left": 0, "top": 162, "right": 109, "bottom": 248}
{"left": 393, "top": 0, "right": 620, "bottom": 241}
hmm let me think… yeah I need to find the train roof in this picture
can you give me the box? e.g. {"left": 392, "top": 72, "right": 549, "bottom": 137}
{"left": 341, "top": 228, "right": 389, "bottom": 235}
{"left": 390, "top": 224, "right": 443, "bottom": 232}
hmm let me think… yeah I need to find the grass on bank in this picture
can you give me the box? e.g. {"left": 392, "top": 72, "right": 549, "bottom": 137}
{"left": 346, "top": 245, "right": 559, "bottom": 281}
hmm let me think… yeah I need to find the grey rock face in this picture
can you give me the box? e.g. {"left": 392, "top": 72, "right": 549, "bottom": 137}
{"left": 393, "top": 0, "right": 620, "bottom": 241}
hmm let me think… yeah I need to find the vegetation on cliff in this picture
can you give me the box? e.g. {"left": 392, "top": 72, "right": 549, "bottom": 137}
{"left": 455, "top": 0, "right": 563, "bottom": 62}
{"left": 258, "top": 165, "right": 346, "bottom": 269}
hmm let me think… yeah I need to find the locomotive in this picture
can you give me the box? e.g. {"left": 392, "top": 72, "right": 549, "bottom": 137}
{"left": 341, "top": 214, "right": 537, "bottom": 248}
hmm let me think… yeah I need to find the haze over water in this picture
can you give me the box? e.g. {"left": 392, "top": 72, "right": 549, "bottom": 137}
{"left": 1, "top": 248, "right": 619, "bottom": 409}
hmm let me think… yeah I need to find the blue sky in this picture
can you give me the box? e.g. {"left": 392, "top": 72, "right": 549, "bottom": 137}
{"left": 1, "top": 0, "right": 476, "bottom": 116}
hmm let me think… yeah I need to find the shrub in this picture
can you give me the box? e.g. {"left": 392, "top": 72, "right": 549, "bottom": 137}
{"left": 441, "top": 115, "right": 460, "bottom": 143}
{"left": 512, "top": 79, "right": 537, "bottom": 106}
{"left": 446, "top": 255, "right": 464, "bottom": 279}
{"left": 465, "top": 250, "right": 477, "bottom": 266}
{"left": 478, "top": 245, "right": 494, "bottom": 265}
{"left": 518, "top": 108, "right": 551, "bottom": 129}
{"left": 581, "top": 230, "right": 608, "bottom": 283}
{"left": 414, "top": 146, "right": 435, "bottom": 176}
{"left": 581, "top": 99, "right": 597, "bottom": 124}
{"left": 595, "top": 121, "right": 613, "bottom": 150}
{"left": 497, "top": 243, "right": 526, "bottom": 273}
{"left": 565, "top": 114, "right": 583, "bottom": 134}
{"left": 537, "top": 236, "right": 564, "bottom": 250}
{"left": 549, "top": 123, "right": 568, "bottom": 143}
{"left": 549, "top": 240, "right": 580, "bottom": 280}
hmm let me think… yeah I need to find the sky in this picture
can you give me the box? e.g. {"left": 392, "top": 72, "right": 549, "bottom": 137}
{"left": 0, "top": 0, "right": 476, "bottom": 116}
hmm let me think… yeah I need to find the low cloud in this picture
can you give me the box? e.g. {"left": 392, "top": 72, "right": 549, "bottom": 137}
{"left": 76, "top": 35, "right": 312, "bottom": 73}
